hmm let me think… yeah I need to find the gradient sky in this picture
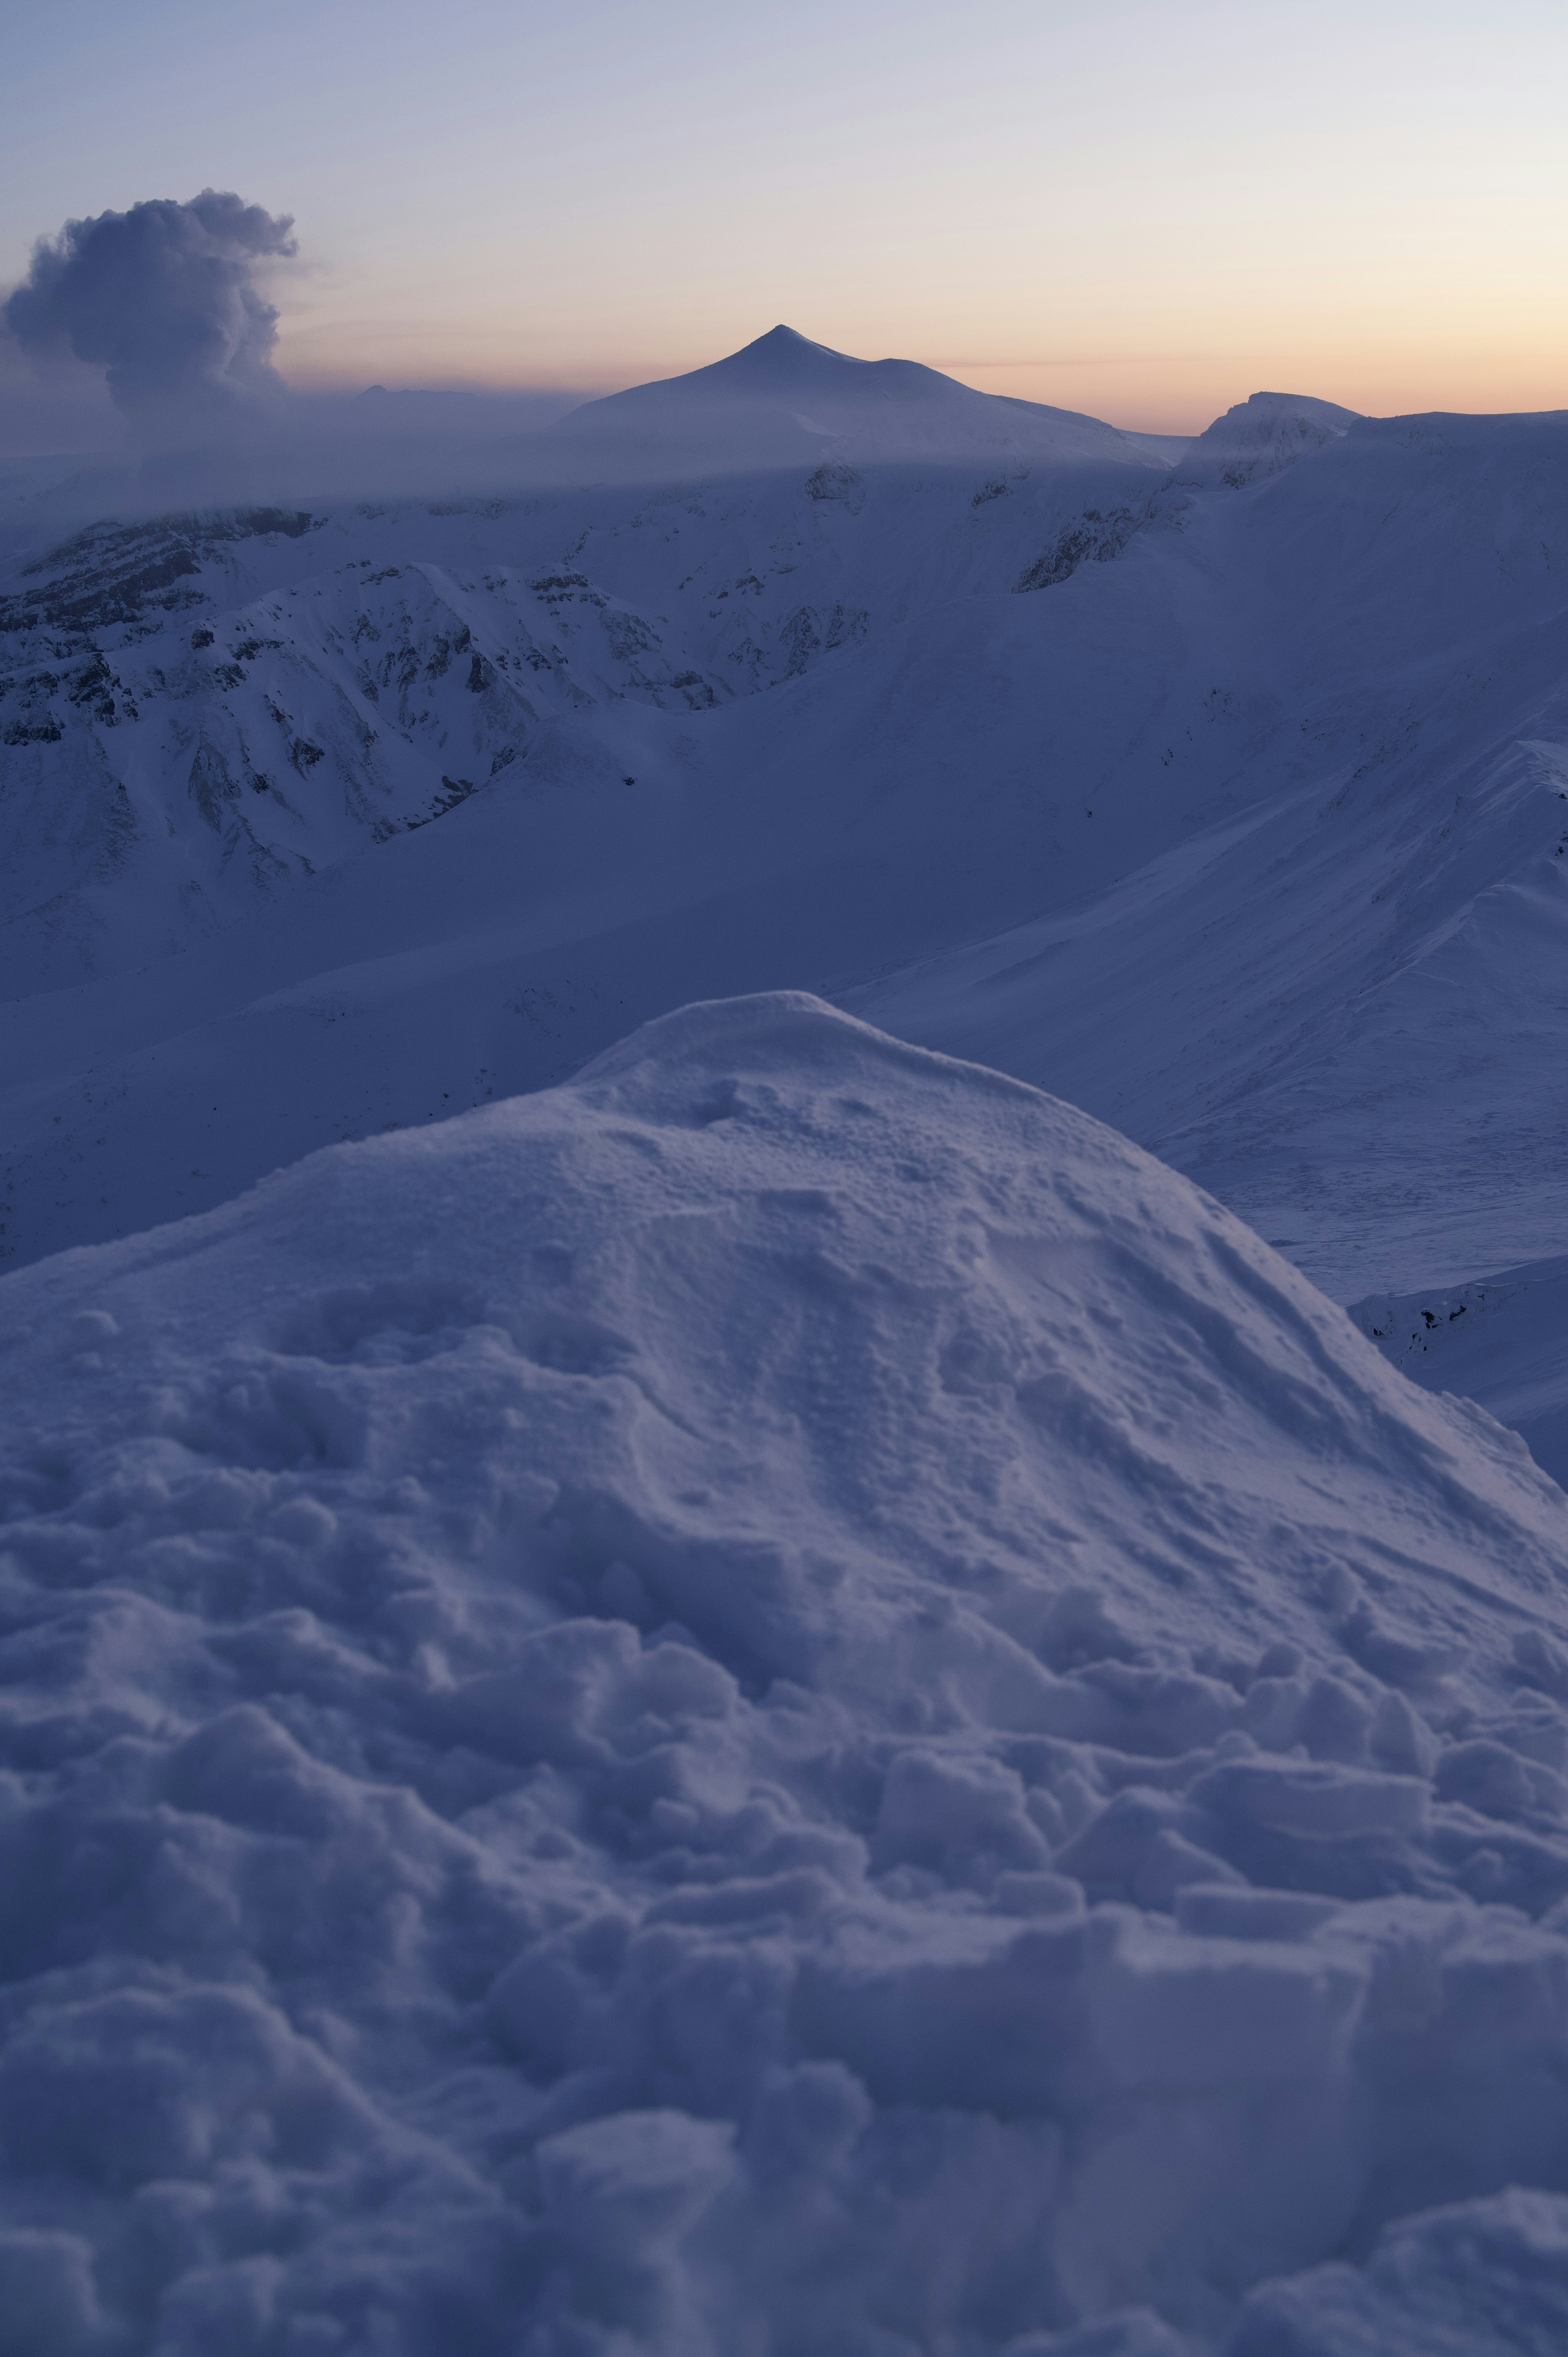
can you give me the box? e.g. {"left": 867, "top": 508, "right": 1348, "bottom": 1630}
{"left": 3, "top": 0, "right": 1566, "bottom": 433}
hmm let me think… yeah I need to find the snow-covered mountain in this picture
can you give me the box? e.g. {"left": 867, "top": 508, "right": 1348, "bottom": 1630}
{"left": 544, "top": 323, "right": 1187, "bottom": 476}
{"left": 840, "top": 404, "right": 1568, "bottom": 1456}
{"left": 5, "top": 380, "right": 1567, "bottom": 1389}
{"left": 0, "top": 339, "right": 1190, "bottom": 1270}
{"left": 1167, "top": 388, "right": 1359, "bottom": 490}
{"left": 8, "top": 316, "right": 1568, "bottom": 2350}
{"left": 0, "top": 375, "right": 1174, "bottom": 1006}
{"left": 5, "top": 992, "right": 1568, "bottom": 2355}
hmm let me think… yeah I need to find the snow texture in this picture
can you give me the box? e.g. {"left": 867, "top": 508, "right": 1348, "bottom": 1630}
{"left": 4, "top": 992, "right": 1568, "bottom": 2353}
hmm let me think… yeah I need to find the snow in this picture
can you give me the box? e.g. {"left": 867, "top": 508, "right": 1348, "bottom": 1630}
{"left": 544, "top": 325, "right": 1176, "bottom": 477}
{"left": 1165, "top": 390, "right": 1360, "bottom": 491}
{"left": 10, "top": 390, "right": 1568, "bottom": 1367}
{"left": 1350, "top": 1253, "right": 1568, "bottom": 1492}
{"left": 1224, "top": 2188, "right": 1568, "bottom": 2355}
{"left": 3, "top": 991, "right": 1568, "bottom": 2352}
{"left": 8, "top": 322, "right": 1568, "bottom": 2344}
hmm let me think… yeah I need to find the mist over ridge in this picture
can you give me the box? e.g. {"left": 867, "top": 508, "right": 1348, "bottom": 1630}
{"left": 2, "top": 192, "right": 1209, "bottom": 515}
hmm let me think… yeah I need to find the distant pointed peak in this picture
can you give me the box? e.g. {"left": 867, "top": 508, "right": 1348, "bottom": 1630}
{"left": 710, "top": 324, "right": 859, "bottom": 375}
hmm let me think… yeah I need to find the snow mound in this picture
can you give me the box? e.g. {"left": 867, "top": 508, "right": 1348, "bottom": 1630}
{"left": 4, "top": 991, "right": 1568, "bottom": 2352}
{"left": 548, "top": 325, "right": 1163, "bottom": 475}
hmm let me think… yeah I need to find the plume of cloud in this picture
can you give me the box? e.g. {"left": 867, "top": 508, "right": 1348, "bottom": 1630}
{"left": 2, "top": 191, "right": 296, "bottom": 433}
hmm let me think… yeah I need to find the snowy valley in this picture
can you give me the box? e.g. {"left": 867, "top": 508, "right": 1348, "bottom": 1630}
{"left": 4, "top": 328, "right": 1568, "bottom": 2353}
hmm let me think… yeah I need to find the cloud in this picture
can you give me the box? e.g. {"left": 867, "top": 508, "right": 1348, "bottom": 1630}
{"left": 2, "top": 191, "right": 296, "bottom": 429}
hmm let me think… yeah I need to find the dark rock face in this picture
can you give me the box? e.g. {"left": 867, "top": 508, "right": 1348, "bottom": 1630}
{"left": 1, "top": 510, "right": 319, "bottom": 641}
{"left": 806, "top": 463, "right": 863, "bottom": 504}
{"left": 1016, "top": 505, "right": 1142, "bottom": 591}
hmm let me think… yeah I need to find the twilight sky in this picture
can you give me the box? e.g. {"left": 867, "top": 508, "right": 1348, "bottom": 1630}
{"left": 2, "top": 0, "right": 1565, "bottom": 434}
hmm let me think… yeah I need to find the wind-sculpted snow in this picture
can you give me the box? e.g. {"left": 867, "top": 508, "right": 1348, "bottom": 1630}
{"left": 4, "top": 994, "right": 1568, "bottom": 2352}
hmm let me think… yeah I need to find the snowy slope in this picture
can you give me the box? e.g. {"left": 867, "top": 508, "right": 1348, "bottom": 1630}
{"left": 1350, "top": 1254, "right": 1568, "bottom": 1493}
{"left": 1167, "top": 389, "right": 1359, "bottom": 490}
{"left": 5, "top": 362, "right": 1568, "bottom": 1487}
{"left": 5, "top": 993, "right": 1568, "bottom": 2355}
{"left": 0, "top": 439, "right": 1196, "bottom": 1264}
{"left": 0, "top": 433, "right": 1169, "bottom": 1002}
{"left": 845, "top": 409, "right": 1568, "bottom": 1311}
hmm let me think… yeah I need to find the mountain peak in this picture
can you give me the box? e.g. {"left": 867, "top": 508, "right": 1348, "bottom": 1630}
{"left": 692, "top": 324, "right": 881, "bottom": 390}
{"left": 546, "top": 325, "right": 1167, "bottom": 474}
{"left": 1209, "top": 390, "right": 1361, "bottom": 432}
{"left": 1173, "top": 388, "right": 1361, "bottom": 491}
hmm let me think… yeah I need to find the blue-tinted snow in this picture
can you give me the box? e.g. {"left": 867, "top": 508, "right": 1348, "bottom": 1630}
{"left": 7, "top": 330, "right": 1568, "bottom": 2349}
{"left": 3, "top": 995, "right": 1568, "bottom": 2351}
{"left": 7, "top": 390, "right": 1568, "bottom": 1391}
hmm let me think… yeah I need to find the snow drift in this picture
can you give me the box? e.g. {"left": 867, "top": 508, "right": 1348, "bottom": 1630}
{"left": 5, "top": 992, "right": 1568, "bottom": 2353}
